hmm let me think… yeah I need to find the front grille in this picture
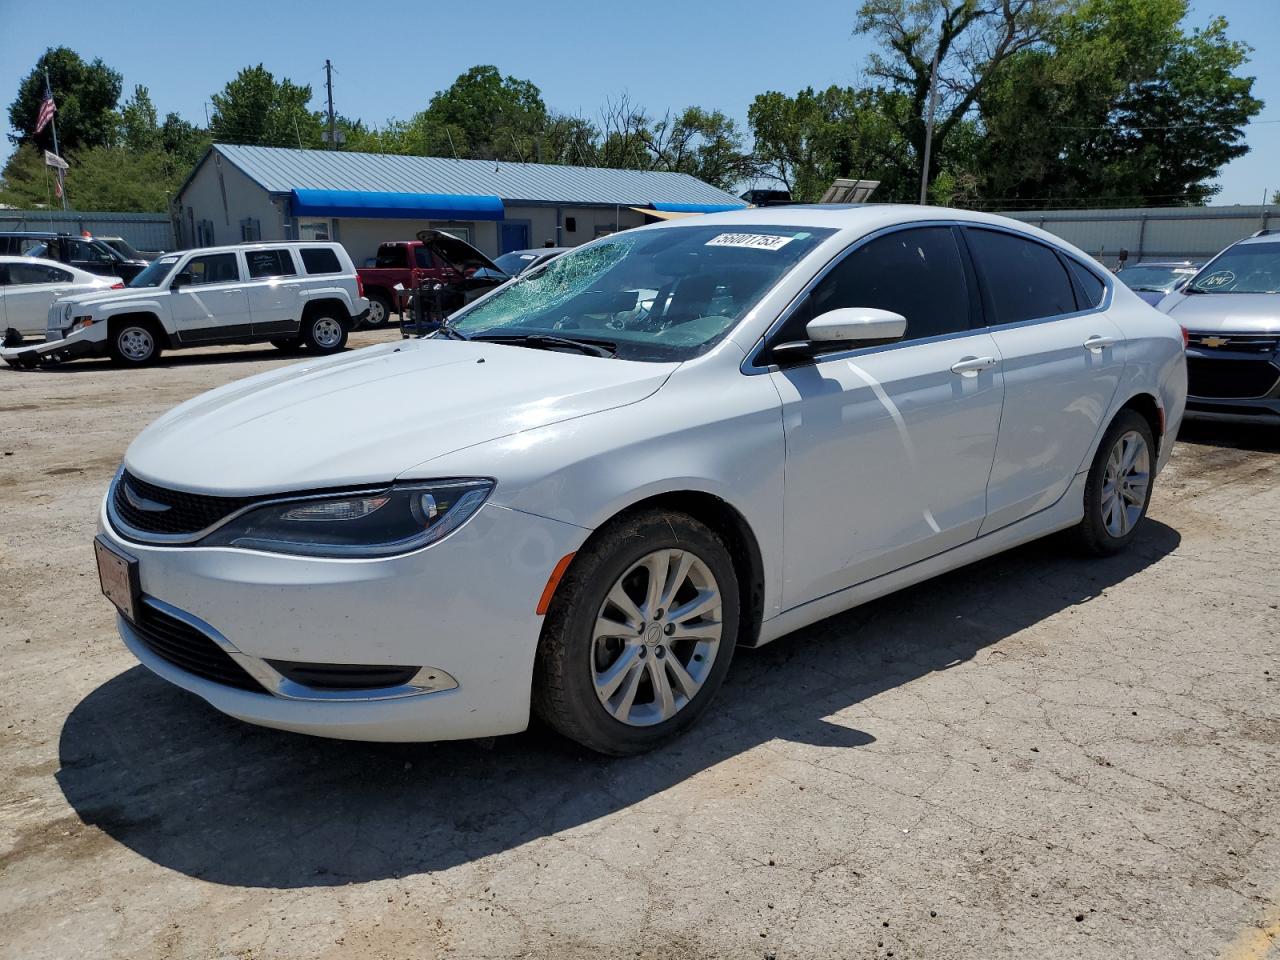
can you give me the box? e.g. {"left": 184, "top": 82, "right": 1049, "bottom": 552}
{"left": 112, "top": 470, "right": 255, "bottom": 538}
{"left": 265, "top": 660, "right": 419, "bottom": 690}
{"left": 1186, "top": 356, "right": 1280, "bottom": 400}
{"left": 128, "top": 602, "right": 265, "bottom": 693}
{"left": 1186, "top": 332, "right": 1280, "bottom": 354}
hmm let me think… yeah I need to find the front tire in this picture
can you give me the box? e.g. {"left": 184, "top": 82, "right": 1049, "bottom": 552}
{"left": 1072, "top": 409, "right": 1155, "bottom": 556}
{"left": 108, "top": 321, "right": 161, "bottom": 366}
{"left": 301, "top": 311, "right": 348, "bottom": 354}
{"left": 533, "top": 509, "right": 739, "bottom": 756}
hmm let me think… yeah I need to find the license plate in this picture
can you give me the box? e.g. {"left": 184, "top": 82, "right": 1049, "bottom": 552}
{"left": 94, "top": 535, "right": 140, "bottom": 623}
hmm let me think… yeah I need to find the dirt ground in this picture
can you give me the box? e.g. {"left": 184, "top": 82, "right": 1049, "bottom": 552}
{"left": 1, "top": 332, "right": 1278, "bottom": 960}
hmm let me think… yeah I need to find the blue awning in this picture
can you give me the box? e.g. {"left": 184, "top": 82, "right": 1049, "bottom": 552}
{"left": 650, "top": 202, "right": 747, "bottom": 214}
{"left": 290, "top": 189, "right": 505, "bottom": 221}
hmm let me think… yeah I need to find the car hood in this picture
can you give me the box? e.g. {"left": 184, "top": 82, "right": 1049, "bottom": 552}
{"left": 124, "top": 338, "right": 677, "bottom": 495}
{"left": 1157, "top": 292, "right": 1280, "bottom": 332}
{"left": 417, "top": 229, "right": 501, "bottom": 274}
{"left": 56, "top": 287, "right": 152, "bottom": 309}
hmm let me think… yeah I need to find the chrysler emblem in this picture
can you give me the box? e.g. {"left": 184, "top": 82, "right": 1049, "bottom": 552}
{"left": 123, "top": 481, "right": 171, "bottom": 513}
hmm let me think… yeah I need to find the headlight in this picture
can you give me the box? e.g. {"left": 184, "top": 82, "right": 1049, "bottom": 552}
{"left": 200, "top": 480, "right": 493, "bottom": 557}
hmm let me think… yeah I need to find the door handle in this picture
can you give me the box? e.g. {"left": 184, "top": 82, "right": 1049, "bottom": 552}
{"left": 951, "top": 356, "right": 998, "bottom": 376}
{"left": 1083, "top": 335, "right": 1118, "bottom": 352}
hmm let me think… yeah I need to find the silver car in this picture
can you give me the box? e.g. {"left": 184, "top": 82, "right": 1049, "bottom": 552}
{"left": 1157, "top": 232, "right": 1280, "bottom": 423}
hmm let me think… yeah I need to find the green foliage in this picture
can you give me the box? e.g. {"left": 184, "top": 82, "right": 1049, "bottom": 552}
{"left": 7, "top": 46, "right": 123, "bottom": 152}
{"left": 977, "top": 0, "right": 1262, "bottom": 206}
{"left": 415, "top": 66, "right": 548, "bottom": 161}
{"left": 119, "top": 85, "right": 160, "bottom": 154}
{"left": 210, "top": 64, "right": 323, "bottom": 148}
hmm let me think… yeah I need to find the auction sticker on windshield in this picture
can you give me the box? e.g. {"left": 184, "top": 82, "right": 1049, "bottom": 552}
{"left": 705, "top": 233, "right": 796, "bottom": 251}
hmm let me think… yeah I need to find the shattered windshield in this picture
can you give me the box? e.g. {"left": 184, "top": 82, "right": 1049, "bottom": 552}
{"left": 448, "top": 225, "right": 834, "bottom": 361}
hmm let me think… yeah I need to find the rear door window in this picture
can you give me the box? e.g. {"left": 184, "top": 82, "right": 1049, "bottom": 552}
{"left": 300, "top": 247, "right": 343, "bottom": 274}
{"left": 1067, "top": 258, "right": 1106, "bottom": 308}
{"left": 965, "top": 228, "right": 1078, "bottom": 324}
{"left": 7, "top": 263, "right": 72, "bottom": 284}
{"left": 245, "top": 249, "right": 297, "bottom": 279}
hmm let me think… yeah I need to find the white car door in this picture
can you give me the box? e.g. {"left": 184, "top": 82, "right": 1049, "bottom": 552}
{"left": 2, "top": 261, "right": 100, "bottom": 337}
{"left": 765, "top": 225, "right": 1005, "bottom": 610}
{"left": 242, "top": 248, "right": 303, "bottom": 337}
{"left": 169, "top": 251, "right": 252, "bottom": 343}
{"left": 962, "top": 227, "right": 1126, "bottom": 534}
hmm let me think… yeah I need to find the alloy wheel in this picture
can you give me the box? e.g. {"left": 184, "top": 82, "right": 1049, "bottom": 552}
{"left": 366, "top": 299, "right": 386, "bottom": 327}
{"left": 1101, "top": 429, "right": 1150, "bottom": 538}
{"left": 312, "top": 317, "right": 343, "bottom": 348}
{"left": 118, "top": 327, "right": 154, "bottom": 362}
{"left": 591, "top": 548, "right": 723, "bottom": 727}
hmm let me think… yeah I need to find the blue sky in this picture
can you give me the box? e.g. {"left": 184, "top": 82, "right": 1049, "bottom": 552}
{"left": 0, "top": 0, "right": 1276, "bottom": 204}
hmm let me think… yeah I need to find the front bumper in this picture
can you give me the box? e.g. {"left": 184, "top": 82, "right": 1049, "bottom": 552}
{"left": 99, "top": 498, "right": 587, "bottom": 742}
{"left": 1183, "top": 342, "right": 1280, "bottom": 423}
{"left": 2, "top": 332, "right": 102, "bottom": 368}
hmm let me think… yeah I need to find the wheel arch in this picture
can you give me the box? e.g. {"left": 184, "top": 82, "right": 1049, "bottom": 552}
{"left": 107, "top": 311, "right": 170, "bottom": 347}
{"left": 558, "top": 489, "right": 766, "bottom": 650}
{"left": 1115, "top": 391, "right": 1164, "bottom": 460}
{"left": 300, "top": 296, "right": 351, "bottom": 324}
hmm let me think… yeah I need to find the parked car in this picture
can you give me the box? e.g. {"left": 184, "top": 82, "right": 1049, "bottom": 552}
{"left": 1, "top": 241, "right": 367, "bottom": 368}
{"left": 1156, "top": 232, "right": 1280, "bottom": 422}
{"left": 493, "top": 246, "right": 569, "bottom": 277}
{"left": 92, "top": 206, "right": 1186, "bottom": 755}
{"left": 0, "top": 231, "right": 149, "bottom": 282}
{"left": 357, "top": 230, "right": 508, "bottom": 328}
{"left": 97, "top": 235, "right": 163, "bottom": 262}
{"left": 1116, "top": 260, "right": 1202, "bottom": 304}
{"left": 1, "top": 255, "right": 120, "bottom": 343}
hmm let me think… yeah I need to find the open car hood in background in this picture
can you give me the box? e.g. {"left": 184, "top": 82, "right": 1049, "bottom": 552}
{"left": 416, "top": 229, "right": 501, "bottom": 274}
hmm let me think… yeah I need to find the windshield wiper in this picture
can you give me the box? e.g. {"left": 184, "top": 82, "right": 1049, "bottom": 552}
{"left": 430, "top": 324, "right": 470, "bottom": 341}
{"left": 473, "top": 333, "right": 617, "bottom": 358}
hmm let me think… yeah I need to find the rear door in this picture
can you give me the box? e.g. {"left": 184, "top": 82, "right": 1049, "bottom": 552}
{"left": 170, "top": 252, "right": 252, "bottom": 343}
{"left": 963, "top": 227, "right": 1125, "bottom": 533}
{"left": 766, "top": 224, "right": 1005, "bottom": 608}
{"left": 1, "top": 261, "right": 82, "bottom": 337}
{"left": 243, "top": 248, "right": 302, "bottom": 336}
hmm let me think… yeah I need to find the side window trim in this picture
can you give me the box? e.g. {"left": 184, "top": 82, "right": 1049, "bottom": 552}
{"left": 748, "top": 219, "right": 978, "bottom": 372}
{"left": 960, "top": 224, "right": 1113, "bottom": 330}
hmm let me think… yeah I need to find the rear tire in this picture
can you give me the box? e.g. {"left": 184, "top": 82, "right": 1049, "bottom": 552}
{"left": 108, "top": 320, "right": 161, "bottom": 366}
{"left": 1072, "top": 409, "right": 1155, "bottom": 556}
{"left": 301, "top": 311, "right": 348, "bottom": 354}
{"left": 364, "top": 291, "right": 392, "bottom": 329}
{"left": 533, "top": 509, "right": 739, "bottom": 756}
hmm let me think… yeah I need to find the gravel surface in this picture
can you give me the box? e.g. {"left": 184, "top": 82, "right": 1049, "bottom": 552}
{"left": 1, "top": 335, "right": 1278, "bottom": 960}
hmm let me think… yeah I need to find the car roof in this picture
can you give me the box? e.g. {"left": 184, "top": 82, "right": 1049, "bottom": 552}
{"left": 1233, "top": 234, "right": 1280, "bottom": 248}
{"left": 0, "top": 254, "right": 99, "bottom": 273}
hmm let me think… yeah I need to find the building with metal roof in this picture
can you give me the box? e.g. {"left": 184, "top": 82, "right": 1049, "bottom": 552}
{"left": 174, "top": 144, "right": 747, "bottom": 262}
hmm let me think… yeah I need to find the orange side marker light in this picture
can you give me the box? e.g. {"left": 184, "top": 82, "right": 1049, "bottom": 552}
{"left": 536, "top": 553, "right": 576, "bottom": 615}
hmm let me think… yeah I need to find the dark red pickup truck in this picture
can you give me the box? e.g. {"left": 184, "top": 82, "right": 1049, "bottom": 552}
{"left": 356, "top": 230, "right": 507, "bottom": 328}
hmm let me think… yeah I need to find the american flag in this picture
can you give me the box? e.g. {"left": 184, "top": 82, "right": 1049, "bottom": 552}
{"left": 35, "top": 91, "right": 56, "bottom": 135}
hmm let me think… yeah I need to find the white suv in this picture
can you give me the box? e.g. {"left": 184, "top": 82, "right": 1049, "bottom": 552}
{"left": 2, "top": 241, "right": 368, "bottom": 367}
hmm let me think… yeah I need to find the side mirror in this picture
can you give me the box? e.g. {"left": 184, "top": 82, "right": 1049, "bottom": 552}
{"left": 171, "top": 271, "right": 193, "bottom": 290}
{"left": 772, "top": 307, "right": 907, "bottom": 362}
{"left": 807, "top": 307, "right": 907, "bottom": 343}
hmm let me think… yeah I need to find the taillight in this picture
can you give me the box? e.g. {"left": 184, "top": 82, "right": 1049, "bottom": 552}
{"left": 356, "top": 273, "right": 365, "bottom": 298}
{"left": 1179, "top": 324, "right": 1189, "bottom": 348}
{"left": 110, "top": 282, "right": 125, "bottom": 289}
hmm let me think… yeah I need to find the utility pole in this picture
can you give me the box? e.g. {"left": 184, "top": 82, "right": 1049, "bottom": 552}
{"left": 918, "top": 46, "right": 940, "bottom": 205}
{"left": 325, "top": 59, "right": 336, "bottom": 151}
{"left": 45, "top": 68, "right": 68, "bottom": 210}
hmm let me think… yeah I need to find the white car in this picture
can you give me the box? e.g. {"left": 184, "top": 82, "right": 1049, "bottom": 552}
{"left": 1, "top": 255, "right": 118, "bottom": 341}
{"left": 93, "top": 206, "right": 1187, "bottom": 755}
{"left": 1, "top": 241, "right": 367, "bottom": 368}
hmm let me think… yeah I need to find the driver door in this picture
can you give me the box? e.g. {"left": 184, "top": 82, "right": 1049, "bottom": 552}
{"left": 766, "top": 225, "right": 1005, "bottom": 610}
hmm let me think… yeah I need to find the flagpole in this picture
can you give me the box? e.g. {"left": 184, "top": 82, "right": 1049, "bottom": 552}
{"left": 44, "top": 69, "right": 67, "bottom": 211}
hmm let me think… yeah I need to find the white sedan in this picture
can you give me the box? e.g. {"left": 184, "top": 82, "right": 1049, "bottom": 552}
{"left": 1, "top": 255, "right": 118, "bottom": 341}
{"left": 94, "top": 206, "right": 1187, "bottom": 755}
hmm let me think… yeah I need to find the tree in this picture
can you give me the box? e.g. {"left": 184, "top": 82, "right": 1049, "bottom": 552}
{"left": 415, "top": 65, "right": 548, "bottom": 161}
{"left": 161, "top": 112, "right": 210, "bottom": 170}
{"left": 8, "top": 46, "right": 123, "bottom": 152}
{"left": 119, "top": 85, "right": 160, "bottom": 154}
{"left": 977, "top": 0, "right": 1262, "bottom": 206}
{"left": 855, "top": 0, "right": 1063, "bottom": 193}
{"left": 209, "top": 65, "right": 322, "bottom": 148}
{"left": 748, "top": 86, "right": 918, "bottom": 201}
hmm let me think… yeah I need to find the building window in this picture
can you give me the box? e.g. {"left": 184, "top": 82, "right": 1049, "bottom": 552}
{"left": 565, "top": 216, "right": 577, "bottom": 233}
{"left": 240, "top": 218, "right": 261, "bottom": 242}
{"left": 298, "top": 219, "right": 332, "bottom": 241}
{"left": 196, "top": 219, "right": 215, "bottom": 247}
{"left": 429, "top": 222, "right": 473, "bottom": 246}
